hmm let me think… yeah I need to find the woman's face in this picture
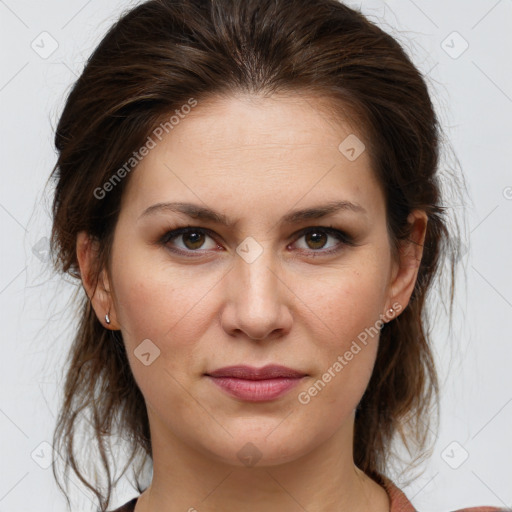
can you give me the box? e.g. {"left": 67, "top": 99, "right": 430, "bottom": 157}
{"left": 94, "top": 93, "right": 421, "bottom": 468}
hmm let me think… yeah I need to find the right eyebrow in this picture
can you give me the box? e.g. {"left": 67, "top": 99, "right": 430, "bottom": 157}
{"left": 138, "top": 199, "right": 368, "bottom": 226}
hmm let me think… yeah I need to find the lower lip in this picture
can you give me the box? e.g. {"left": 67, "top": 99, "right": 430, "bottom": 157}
{"left": 206, "top": 376, "right": 304, "bottom": 402}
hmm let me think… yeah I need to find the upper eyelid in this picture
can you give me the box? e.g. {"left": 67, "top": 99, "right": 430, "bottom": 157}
{"left": 161, "top": 225, "right": 351, "bottom": 247}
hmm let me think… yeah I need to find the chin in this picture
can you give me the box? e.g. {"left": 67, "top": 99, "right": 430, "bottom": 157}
{"left": 202, "top": 430, "right": 320, "bottom": 469}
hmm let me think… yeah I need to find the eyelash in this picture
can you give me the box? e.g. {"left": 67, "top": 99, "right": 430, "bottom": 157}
{"left": 158, "top": 225, "right": 356, "bottom": 258}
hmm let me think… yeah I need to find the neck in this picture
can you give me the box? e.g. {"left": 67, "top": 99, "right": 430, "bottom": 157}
{"left": 134, "top": 410, "right": 390, "bottom": 512}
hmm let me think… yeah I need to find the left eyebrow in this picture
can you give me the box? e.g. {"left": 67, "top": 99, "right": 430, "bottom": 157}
{"left": 138, "top": 200, "right": 367, "bottom": 226}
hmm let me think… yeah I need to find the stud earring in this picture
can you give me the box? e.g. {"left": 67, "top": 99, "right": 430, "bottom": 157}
{"left": 388, "top": 307, "right": 395, "bottom": 315}
{"left": 105, "top": 312, "right": 111, "bottom": 325}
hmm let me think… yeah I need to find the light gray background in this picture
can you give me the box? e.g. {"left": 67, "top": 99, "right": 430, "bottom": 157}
{"left": 0, "top": 1, "right": 511, "bottom": 511}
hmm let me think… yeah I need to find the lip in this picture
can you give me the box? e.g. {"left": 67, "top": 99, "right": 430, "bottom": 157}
{"left": 207, "top": 364, "right": 306, "bottom": 380}
{"left": 205, "top": 365, "right": 307, "bottom": 402}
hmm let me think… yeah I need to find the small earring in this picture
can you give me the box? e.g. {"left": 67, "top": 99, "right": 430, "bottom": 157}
{"left": 388, "top": 307, "right": 395, "bottom": 315}
{"left": 105, "top": 312, "right": 111, "bottom": 325}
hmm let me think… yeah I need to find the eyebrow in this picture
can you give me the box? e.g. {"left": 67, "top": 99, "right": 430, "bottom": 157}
{"left": 138, "top": 200, "right": 367, "bottom": 225}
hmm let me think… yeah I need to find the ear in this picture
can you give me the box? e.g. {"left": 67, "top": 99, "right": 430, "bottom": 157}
{"left": 76, "top": 231, "right": 120, "bottom": 330}
{"left": 385, "top": 210, "right": 428, "bottom": 319}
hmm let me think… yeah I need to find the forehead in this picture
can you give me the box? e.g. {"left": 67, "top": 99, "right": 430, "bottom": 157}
{"left": 164, "top": 92, "right": 365, "bottom": 158}
{"left": 120, "top": 92, "right": 384, "bottom": 221}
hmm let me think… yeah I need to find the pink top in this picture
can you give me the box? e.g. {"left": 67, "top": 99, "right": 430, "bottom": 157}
{"left": 109, "top": 473, "right": 509, "bottom": 512}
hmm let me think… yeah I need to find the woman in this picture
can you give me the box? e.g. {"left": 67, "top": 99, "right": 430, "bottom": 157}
{"left": 48, "top": 0, "right": 507, "bottom": 511}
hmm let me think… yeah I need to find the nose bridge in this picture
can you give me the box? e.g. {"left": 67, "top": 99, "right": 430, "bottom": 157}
{"left": 224, "top": 235, "right": 291, "bottom": 340}
{"left": 236, "top": 235, "right": 281, "bottom": 307}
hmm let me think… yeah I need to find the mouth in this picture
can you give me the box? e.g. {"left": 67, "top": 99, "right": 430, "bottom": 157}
{"left": 205, "top": 365, "right": 307, "bottom": 402}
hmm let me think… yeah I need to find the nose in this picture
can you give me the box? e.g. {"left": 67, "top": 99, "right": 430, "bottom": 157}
{"left": 220, "top": 245, "right": 293, "bottom": 341}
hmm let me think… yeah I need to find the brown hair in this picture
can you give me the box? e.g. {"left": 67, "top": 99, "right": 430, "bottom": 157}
{"left": 49, "top": 0, "right": 461, "bottom": 510}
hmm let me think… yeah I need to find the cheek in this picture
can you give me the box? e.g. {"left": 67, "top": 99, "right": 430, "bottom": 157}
{"left": 295, "top": 264, "right": 387, "bottom": 408}
{"left": 110, "top": 248, "right": 217, "bottom": 371}
{"left": 111, "top": 238, "right": 180, "bottom": 333}
{"left": 301, "top": 262, "right": 387, "bottom": 348}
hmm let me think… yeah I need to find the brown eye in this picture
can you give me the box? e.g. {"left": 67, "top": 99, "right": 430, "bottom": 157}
{"left": 159, "top": 225, "right": 355, "bottom": 259}
{"left": 182, "top": 230, "right": 206, "bottom": 250}
{"left": 292, "top": 226, "right": 354, "bottom": 257}
{"left": 304, "top": 230, "right": 328, "bottom": 250}
{"left": 160, "top": 227, "right": 219, "bottom": 255}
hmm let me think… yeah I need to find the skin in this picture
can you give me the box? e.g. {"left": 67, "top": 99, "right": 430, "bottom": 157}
{"left": 77, "top": 92, "right": 427, "bottom": 512}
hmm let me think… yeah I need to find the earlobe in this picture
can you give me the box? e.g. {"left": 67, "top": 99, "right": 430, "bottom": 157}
{"left": 386, "top": 210, "right": 428, "bottom": 318}
{"left": 76, "top": 231, "right": 120, "bottom": 330}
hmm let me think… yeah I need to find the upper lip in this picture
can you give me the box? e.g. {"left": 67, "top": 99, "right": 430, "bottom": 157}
{"left": 206, "top": 365, "right": 306, "bottom": 380}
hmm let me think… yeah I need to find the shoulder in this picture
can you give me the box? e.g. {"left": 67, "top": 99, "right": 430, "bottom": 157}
{"left": 107, "top": 496, "right": 139, "bottom": 512}
{"left": 451, "top": 509, "right": 510, "bottom": 512}
{"left": 372, "top": 472, "right": 509, "bottom": 512}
